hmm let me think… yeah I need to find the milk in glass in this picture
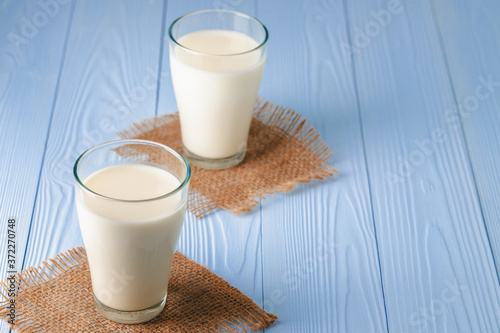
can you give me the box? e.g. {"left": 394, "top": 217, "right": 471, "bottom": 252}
{"left": 170, "top": 29, "right": 266, "bottom": 159}
{"left": 76, "top": 164, "right": 185, "bottom": 311}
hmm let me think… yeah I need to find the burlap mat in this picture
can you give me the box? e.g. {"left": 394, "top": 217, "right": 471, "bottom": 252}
{"left": 118, "top": 100, "right": 337, "bottom": 217}
{"left": 0, "top": 247, "right": 277, "bottom": 332}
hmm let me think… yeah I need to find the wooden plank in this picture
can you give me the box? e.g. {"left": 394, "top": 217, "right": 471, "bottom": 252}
{"left": 21, "top": 0, "right": 165, "bottom": 269}
{"left": 0, "top": 1, "right": 72, "bottom": 331}
{"left": 159, "top": 0, "right": 264, "bottom": 308}
{"left": 345, "top": 0, "right": 500, "bottom": 331}
{"left": 432, "top": 0, "right": 500, "bottom": 274}
{"left": 258, "top": 0, "right": 388, "bottom": 332}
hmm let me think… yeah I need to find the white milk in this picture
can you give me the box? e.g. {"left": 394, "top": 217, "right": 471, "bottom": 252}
{"left": 76, "top": 164, "right": 185, "bottom": 311}
{"left": 170, "top": 29, "right": 266, "bottom": 159}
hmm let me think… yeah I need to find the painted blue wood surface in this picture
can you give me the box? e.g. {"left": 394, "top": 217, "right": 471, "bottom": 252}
{"left": 0, "top": 2, "right": 72, "bottom": 332}
{"left": 343, "top": 0, "right": 500, "bottom": 331}
{"left": 258, "top": 1, "right": 387, "bottom": 331}
{"left": 1, "top": 0, "right": 500, "bottom": 332}
{"left": 432, "top": 0, "right": 500, "bottom": 274}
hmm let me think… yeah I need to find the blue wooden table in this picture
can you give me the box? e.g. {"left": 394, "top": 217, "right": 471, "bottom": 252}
{"left": 2, "top": 0, "right": 500, "bottom": 332}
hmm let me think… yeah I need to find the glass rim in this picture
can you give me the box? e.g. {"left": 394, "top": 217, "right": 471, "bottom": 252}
{"left": 168, "top": 9, "right": 269, "bottom": 57}
{"left": 73, "top": 139, "right": 191, "bottom": 203}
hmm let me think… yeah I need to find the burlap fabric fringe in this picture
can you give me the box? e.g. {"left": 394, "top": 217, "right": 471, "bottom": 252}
{"left": 0, "top": 247, "right": 277, "bottom": 332}
{"left": 118, "top": 100, "right": 338, "bottom": 217}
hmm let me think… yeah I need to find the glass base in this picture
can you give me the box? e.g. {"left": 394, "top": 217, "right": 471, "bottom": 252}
{"left": 94, "top": 294, "right": 166, "bottom": 324}
{"left": 183, "top": 146, "right": 245, "bottom": 170}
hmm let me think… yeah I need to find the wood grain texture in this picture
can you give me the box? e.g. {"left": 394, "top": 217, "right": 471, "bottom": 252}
{"left": 432, "top": 0, "right": 500, "bottom": 275}
{"left": 159, "top": 0, "right": 264, "bottom": 311}
{"left": 345, "top": 0, "right": 500, "bottom": 331}
{"left": 258, "top": 0, "right": 388, "bottom": 331}
{"left": 0, "top": 1, "right": 72, "bottom": 332}
{"left": 21, "top": 0, "right": 165, "bottom": 269}
{"left": 2, "top": 1, "right": 500, "bottom": 332}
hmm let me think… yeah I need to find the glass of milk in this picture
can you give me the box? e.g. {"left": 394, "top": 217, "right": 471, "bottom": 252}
{"left": 169, "top": 9, "right": 268, "bottom": 169}
{"left": 73, "top": 139, "right": 191, "bottom": 324}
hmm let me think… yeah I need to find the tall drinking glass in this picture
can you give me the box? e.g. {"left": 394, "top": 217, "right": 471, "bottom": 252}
{"left": 74, "top": 139, "right": 190, "bottom": 324}
{"left": 169, "top": 9, "right": 268, "bottom": 169}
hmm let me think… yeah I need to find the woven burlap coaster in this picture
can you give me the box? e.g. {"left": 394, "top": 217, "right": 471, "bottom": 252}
{"left": 118, "top": 100, "right": 337, "bottom": 217}
{"left": 0, "top": 247, "right": 277, "bottom": 332}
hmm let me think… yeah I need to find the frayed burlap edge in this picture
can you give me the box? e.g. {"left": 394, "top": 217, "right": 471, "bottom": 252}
{"left": 0, "top": 247, "right": 278, "bottom": 332}
{"left": 0, "top": 247, "right": 88, "bottom": 332}
{"left": 118, "top": 100, "right": 338, "bottom": 217}
{"left": 252, "top": 101, "right": 337, "bottom": 185}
